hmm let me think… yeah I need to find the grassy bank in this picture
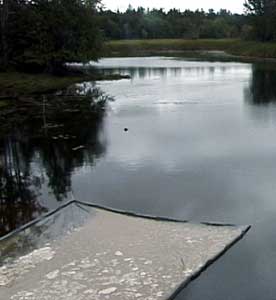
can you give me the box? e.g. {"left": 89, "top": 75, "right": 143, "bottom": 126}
{"left": 0, "top": 72, "right": 129, "bottom": 98}
{"left": 105, "top": 39, "right": 276, "bottom": 60}
{"left": 0, "top": 71, "right": 120, "bottom": 135}
{"left": 0, "top": 73, "right": 85, "bottom": 97}
{"left": 0, "top": 71, "right": 129, "bottom": 120}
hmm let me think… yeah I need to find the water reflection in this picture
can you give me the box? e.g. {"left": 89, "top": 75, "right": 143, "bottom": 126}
{"left": 101, "top": 66, "right": 242, "bottom": 80}
{"left": 89, "top": 58, "right": 276, "bottom": 300}
{"left": 0, "top": 84, "right": 112, "bottom": 237}
{"left": 92, "top": 57, "right": 250, "bottom": 81}
{"left": 245, "top": 64, "right": 276, "bottom": 105}
{"left": 0, "top": 137, "right": 46, "bottom": 237}
{"left": 4, "top": 58, "right": 276, "bottom": 300}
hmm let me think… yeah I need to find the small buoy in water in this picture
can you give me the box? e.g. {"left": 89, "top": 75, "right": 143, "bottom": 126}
{"left": 124, "top": 128, "right": 128, "bottom": 132}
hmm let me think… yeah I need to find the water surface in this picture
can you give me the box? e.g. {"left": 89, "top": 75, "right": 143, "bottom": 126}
{"left": 2, "top": 57, "right": 276, "bottom": 299}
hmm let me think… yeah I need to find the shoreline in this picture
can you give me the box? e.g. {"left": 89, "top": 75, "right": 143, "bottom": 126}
{"left": 2, "top": 38, "right": 276, "bottom": 100}
{"left": 0, "top": 72, "right": 129, "bottom": 115}
{"left": 0, "top": 71, "right": 128, "bottom": 133}
{"left": 0, "top": 72, "right": 130, "bottom": 98}
{"left": 1, "top": 41, "right": 276, "bottom": 117}
{"left": 104, "top": 39, "right": 276, "bottom": 63}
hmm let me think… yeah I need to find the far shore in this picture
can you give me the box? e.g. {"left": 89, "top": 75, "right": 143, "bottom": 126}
{"left": 105, "top": 39, "right": 276, "bottom": 62}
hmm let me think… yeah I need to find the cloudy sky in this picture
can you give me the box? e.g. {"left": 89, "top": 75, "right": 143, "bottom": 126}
{"left": 102, "top": 0, "right": 245, "bottom": 13}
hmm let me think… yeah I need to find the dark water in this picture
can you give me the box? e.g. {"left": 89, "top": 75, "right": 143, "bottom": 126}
{"left": 2, "top": 57, "right": 276, "bottom": 299}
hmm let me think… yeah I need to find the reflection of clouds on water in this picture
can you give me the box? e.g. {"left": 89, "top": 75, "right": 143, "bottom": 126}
{"left": 103, "top": 109, "right": 252, "bottom": 173}
{"left": 97, "top": 60, "right": 251, "bottom": 120}
{"left": 93, "top": 58, "right": 253, "bottom": 175}
{"left": 81, "top": 58, "right": 276, "bottom": 224}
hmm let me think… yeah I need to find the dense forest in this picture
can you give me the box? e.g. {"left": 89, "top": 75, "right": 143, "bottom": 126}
{"left": 99, "top": 7, "right": 246, "bottom": 40}
{"left": 0, "top": 0, "right": 103, "bottom": 72}
{"left": 1, "top": 0, "right": 276, "bottom": 72}
{"left": 99, "top": 0, "right": 276, "bottom": 42}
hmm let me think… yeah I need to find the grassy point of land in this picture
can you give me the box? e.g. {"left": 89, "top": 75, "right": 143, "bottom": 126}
{"left": 105, "top": 39, "right": 276, "bottom": 61}
{"left": 0, "top": 72, "right": 85, "bottom": 97}
{"left": 0, "top": 72, "right": 130, "bottom": 98}
{"left": 106, "top": 38, "right": 237, "bottom": 53}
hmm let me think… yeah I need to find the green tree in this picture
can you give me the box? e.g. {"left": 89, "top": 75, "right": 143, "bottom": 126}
{"left": 0, "top": 0, "right": 103, "bottom": 72}
{"left": 244, "top": 0, "right": 276, "bottom": 41}
{"left": 0, "top": 0, "right": 10, "bottom": 68}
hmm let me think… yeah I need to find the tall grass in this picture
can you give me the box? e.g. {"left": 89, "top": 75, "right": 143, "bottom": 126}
{"left": 105, "top": 39, "right": 276, "bottom": 60}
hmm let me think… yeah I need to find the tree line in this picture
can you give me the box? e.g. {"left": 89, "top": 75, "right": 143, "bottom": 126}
{"left": 98, "top": 7, "right": 246, "bottom": 40}
{"left": 1, "top": 0, "right": 276, "bottom": 73}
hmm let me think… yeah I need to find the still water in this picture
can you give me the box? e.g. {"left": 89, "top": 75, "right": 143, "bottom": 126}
{"left": 2, "top": 57, "right": 276, "bottom": 299}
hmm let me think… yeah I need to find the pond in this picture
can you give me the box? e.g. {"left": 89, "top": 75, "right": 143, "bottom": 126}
{"left": 1, "top": 57, "right": 276, "bottom": 299}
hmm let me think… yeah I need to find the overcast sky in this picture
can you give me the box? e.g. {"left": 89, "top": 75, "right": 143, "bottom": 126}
{"left": 102, "top": 0, "right": 245, "bottom": 13}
